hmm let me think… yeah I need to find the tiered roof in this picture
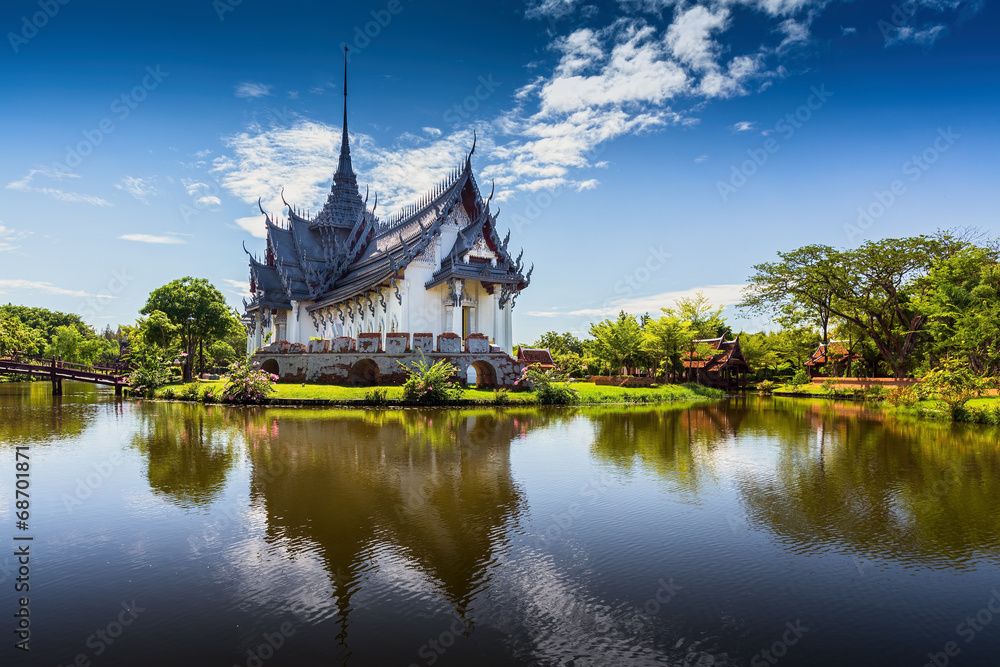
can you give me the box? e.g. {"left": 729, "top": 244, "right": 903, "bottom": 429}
{"left": 243, "top": 59, "right": 531, "bottom": 317}
{"left": 682, "top": 334, "right": 751, "bottom": 372}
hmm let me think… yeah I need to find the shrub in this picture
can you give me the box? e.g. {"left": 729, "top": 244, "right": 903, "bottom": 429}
{"left": 178, "top": 383, "right": 203, "bottom": 402}
{"left": 364, "top": 388, "right": 389, "bottom": 406}
{"left": 161, "top": 387, "right": 176, "bottom": 400}
{"left": 222, "top": 356, "right": 277, "bottom": 405}
{"left": 493, "top": 388, "right": 511, "bottom": 406}
{"left": 756, "top": 379, "right": 777, "bottom": 393}
{"left": 125, "top": 341, "right": 172, "bottom": 397}
{"left": 885, "top": 386, "right": 918, "bottom": 408}
{"left": 789, "top": 369, "right": 809, "bottom": 388}
{"left": 399, "top": 353, "right": 462, "bottom": 403}
{"left": 518, "top": 367, "right": 579, "bottom": 405}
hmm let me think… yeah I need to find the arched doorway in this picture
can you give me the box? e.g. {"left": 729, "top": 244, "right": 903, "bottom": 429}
{"left": 469, "top": 361, "right": 497, "bottom": 388}
{"left": 259, "top": 358, "right": 280, "bottom": 379}
{"left": 347, "top": 359, "right": 380, "bottom": 386}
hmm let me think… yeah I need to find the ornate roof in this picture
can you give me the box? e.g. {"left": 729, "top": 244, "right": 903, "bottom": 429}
{"left": 244, "top": 59, "right": 531, "bottom": 315}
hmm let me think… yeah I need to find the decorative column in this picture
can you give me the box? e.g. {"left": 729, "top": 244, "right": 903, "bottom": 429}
{"left": 503, "top": 302, "right": 513, "bottom": 354}
{"left": 289, "top": 301, "right": 300, "bottom": 344}
{"left": 450, "top": 280, "right": 464, "bottom": 336}
{"left": 253, "top": 311, "right": 263, "bottom": 352}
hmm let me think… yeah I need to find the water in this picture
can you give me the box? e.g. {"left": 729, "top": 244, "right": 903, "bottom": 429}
{"left": 2, "top": 382, "right": 1000, "bottom": 666}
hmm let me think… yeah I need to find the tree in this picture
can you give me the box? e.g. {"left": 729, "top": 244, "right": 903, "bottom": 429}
{"left": 531, "top": 331, "right": 585, "bottom": 356}
{"left": 676, "top": 291, "right": 727, "bottom": 339}
{"left": 0, "top": 305, "right": 91, "bottom": 350}
{"left": 0, "top": 313, "right": 43, "bottom": 357}
{"left": 915, "top": 245, "right": 1000, "bottom": 375}
{"left": 642, "top": 310, "right": 693, "bottom": 382}
{"left": 741, "top": 235, "right": 962, "bottom": 378}
{"left": 140, "top": 278, "right": 240, "bottom": 380}
{"left": 589, "top": 311, "right": 643, "bottom": 376}
{"left": 739, "top": 244, "right": 837, "bottom": 355}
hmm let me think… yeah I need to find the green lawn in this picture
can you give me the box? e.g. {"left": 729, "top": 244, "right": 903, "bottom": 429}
{"left": 153, "top": 379, "right": 722, "bottom": 406}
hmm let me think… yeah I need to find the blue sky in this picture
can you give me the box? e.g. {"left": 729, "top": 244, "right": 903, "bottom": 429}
{"left": 1, "top": 0, "right": 996, "bottom": 343}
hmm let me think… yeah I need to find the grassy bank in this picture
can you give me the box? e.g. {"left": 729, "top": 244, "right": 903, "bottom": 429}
{"left": 770, "top": 382, "right": 1000, "bottom": 425}
{"left": 152, "top": 379, "right": 724, "bottom": 406}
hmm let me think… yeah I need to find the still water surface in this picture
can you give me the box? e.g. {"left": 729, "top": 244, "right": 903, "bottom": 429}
{"left": 2, "top": 382, "right": 1000, "bottom": 666}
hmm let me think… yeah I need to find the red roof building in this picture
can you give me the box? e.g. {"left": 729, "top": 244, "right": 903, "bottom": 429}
{"left": 681, "top": 334, "right": 752, "bottom": 389}
{"left": 517, "top": 348, "right": 556, "bottom": 370}
{"left": 804, "top": 341, "right": 861, "bottom": 376}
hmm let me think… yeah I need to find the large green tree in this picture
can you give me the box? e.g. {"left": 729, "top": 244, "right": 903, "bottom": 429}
{"left": 915, "top": 245, "right": 1000, "bottom": 374}
{"left": 589, "top": 311, "right": 643, "bottom": 376}
{"left": 642, "top": 310, "right": 693, "bottom": 382}
{"left": 741, "top": 235, "right": 961, "bottom": 378}
{"left": 0, "top": 313, "right": 43, "bottom": 357}
{"left": 675, "top": 291, "right": 727, "bottom": 340}
{"left": 140, "top": 278, "right": 240, "bottom": 379}
{"left": 0, "top": 304, "right": 90, "bottom": 348}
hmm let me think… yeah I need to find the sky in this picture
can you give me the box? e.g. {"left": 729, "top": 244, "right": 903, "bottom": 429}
{"left": 0, "top": 0, "right": 996, "bottom": 344}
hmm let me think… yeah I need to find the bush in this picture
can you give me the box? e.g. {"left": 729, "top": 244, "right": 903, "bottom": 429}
{"left": 399, "top": 353, "right": 462, "bottom": 403}
{"left": 161, "top": 387, "right": 175, "bottom": 400}
{"left": 789, "top": 369, "right": 809, "bottom": 388}
{"left": 178, "top": 383, "right": 203, "bottom": 401}
{"left": 222, "top": 356, "right": 277, "bottom": 405}
{"left": 125, "top": 340, "right": 172, "bottom": 397}
{"left": 756, "top": 379, "right": 777, "bottom": 393}
{"left": 493, "top": 388, "right": 511, "bottom": 406}
{"left": 518, "top": 367, "right": 579, "bottom": 405}
{"left": 885, "top": 386, "right": 917, "bottom": 408}
{"left": 364, "top": 388, "right": 389, "bottom": 406}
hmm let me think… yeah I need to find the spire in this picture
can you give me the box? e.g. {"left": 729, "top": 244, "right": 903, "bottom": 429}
{"left": 335, "top": 45, "right": 357, "bottom": 189}
{"left": 315, "top": 45, "right": 364, "bottom": 229}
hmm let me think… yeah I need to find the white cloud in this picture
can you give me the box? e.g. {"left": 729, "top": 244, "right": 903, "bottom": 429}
{"left": 731, "top": 121, "right": 756, "bottom": 132}
{"left": 115, "top": 176, "right": 158, "bottom": 204}
{"left": 0, "top": 224, "right": 30, "bottom": 253}
{"left": 526, "top": 284, "right": 748, "bottom": 320}
{"left": 885, "top": 24, "right": 948, "bottom": 47}
{"left": 6, "top": 169, "right": 112, "bottom": 207}
{"left": 0, "top": 279, "right": 114, "bottom": 298}
{"left": 235, "top": 216, "right": 267, "bottom": 239}
{"left": 235, "top": 82, "right": 272, "bottom": 99}
{"left": 526, "top": 0, "right": 584, "bottom": 19}
{"left": 422, "top": 127, "right": 442, "bottom": 137}
{"left": 666, "top": 5, "right": 730, "bottom": 71}
{"left": 196, "top": 195, "right": 221, "bottom": 207}
{"left": 222, "top": 279, "right": 252, "bottom": 299}
{"left": 119, "top": 234, "right": 187, "bottom": 245}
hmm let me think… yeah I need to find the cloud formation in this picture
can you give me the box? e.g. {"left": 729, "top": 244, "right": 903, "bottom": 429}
{"left": 6, "top": 169, "right": 113, "bottom": 207}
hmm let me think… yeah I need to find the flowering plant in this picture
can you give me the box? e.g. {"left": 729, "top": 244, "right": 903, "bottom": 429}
{"left": 222, "top": 356, "right": 277, "bottom": 404}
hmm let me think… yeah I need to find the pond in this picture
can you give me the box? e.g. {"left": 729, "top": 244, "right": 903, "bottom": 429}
{"left": 2, "top": 382, "right": 999, "bottom": 666}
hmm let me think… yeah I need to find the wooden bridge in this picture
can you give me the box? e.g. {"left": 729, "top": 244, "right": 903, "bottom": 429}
{"left": 0, "top": 354, "right": 128, "bottom": 396}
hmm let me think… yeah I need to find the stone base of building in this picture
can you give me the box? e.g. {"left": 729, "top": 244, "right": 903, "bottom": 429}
{"left": 253, "top": 334, "right": 524, "bottom": 388}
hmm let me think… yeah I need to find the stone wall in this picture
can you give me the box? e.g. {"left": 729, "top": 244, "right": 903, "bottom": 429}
{"left": 255, "top": 332, "right": 523, "bottom": 388}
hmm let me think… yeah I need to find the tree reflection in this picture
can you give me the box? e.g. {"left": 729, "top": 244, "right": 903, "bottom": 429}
{"left": 0, "top": 381, "right": 107, "bottom": 446}
{"left": 131, "top": 402, "right": 238, "bottom": 507}
{"left": 739, "top": 398, "right": 1000, "bottom": 567}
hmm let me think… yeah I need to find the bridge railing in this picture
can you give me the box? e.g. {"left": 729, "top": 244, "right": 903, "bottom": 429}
{"left": 2, "top": 353, "right": 127, "bottom": 378}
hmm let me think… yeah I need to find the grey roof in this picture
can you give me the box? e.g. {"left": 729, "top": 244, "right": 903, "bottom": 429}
{"left": 244, "top": 122, "right": 532, "bottom": 314}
